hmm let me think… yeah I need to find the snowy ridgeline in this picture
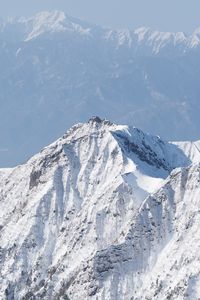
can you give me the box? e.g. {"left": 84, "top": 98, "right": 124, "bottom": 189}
{"left": 2, "top": 11, "right": 200, "bottom": 167}
{"left": 1, "top": 117, "right": 200, "bottom": 299}
{"left": 3, "top": 10, "right": 200, "bottom": 49}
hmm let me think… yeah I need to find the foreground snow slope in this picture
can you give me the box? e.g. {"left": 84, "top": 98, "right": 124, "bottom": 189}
{"left": 0, "top": 118, "right": 200, "bottom": 299}
{"left": 2, "top": 11, "right": 200, "bottom": 166}
{"left": 89, "top": 163, "right": 200, "bottom": 300}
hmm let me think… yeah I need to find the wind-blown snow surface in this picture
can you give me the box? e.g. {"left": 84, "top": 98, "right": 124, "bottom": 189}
{"left": 2, "top": 10, "right": 200, "bottom": 166}
{"left": 1, "top": 118, "right": 200, "bottom": 299}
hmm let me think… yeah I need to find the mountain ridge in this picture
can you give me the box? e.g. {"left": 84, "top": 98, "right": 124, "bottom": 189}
{"left": 1, "top": 118, "right": 200, "bottom": 299}
{"left": 2, "top": 10, "right": 200, "bottom": 51}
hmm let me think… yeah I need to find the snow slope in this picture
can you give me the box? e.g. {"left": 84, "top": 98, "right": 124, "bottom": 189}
{"left": 89, "top": 163, "right": 200, "bottom": 300}
{"left": 2, "top": 11, "right": 200, "bottom": 166}
{"left": 0, "top": 118, "right": 200, "bottom": 299}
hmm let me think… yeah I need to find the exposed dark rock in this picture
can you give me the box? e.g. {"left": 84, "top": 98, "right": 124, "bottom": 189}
{"left": 29, "top": 170, "right": 42, "bottom": 189}
{"left": 88, "top": 116, "right": 103, "bottom": 123}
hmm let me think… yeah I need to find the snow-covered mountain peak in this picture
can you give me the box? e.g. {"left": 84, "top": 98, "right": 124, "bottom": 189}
{"left": 1, "top": 119, "right": 200, "bottom": 299}
{"left": 25, "top": 11, "right": 67, "bottom": 41}
{"left": 41, "top": 118, "right": 192, "bottom": 173}
{"left": 20, "top": 118, "right": 192, "bottom": 201}
{"left": 24, "top": 10, "right": 91, "bottom": 41}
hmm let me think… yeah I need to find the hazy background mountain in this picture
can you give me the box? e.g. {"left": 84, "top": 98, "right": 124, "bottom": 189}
{"left": 1, "top": 11, "right": 200, "bottom": 166}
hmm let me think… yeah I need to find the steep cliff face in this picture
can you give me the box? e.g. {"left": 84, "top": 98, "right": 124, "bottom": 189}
{"left": 0, "top": 118, "right": 199, "bottom": 299}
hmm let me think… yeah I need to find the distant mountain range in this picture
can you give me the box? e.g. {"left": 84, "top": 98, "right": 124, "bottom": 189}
{"left": 1, "top": 117, "right": 200, "bottom": 299}
{"left": 1, "top": 11, "right": 200, "bottom": 166}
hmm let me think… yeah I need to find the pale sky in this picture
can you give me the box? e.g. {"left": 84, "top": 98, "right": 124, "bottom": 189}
{"left": 0, "top": 0, "right": 200, "bottom": 33}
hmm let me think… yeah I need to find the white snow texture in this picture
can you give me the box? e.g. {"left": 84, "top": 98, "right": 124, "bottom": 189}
{"left": 1, "top": 117, "right": 200, "bottom": 299}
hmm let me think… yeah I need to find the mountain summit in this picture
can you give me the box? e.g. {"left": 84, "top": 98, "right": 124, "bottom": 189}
{"left": 1, "top": 119, "right": 200, "bottom": 299}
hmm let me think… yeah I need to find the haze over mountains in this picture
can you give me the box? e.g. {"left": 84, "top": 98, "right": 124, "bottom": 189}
{"left": 1, "top": 10, "right": 200, "bottom": 166}
{"left": 1, "top": 117, "right": 200, "bottom": 299}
